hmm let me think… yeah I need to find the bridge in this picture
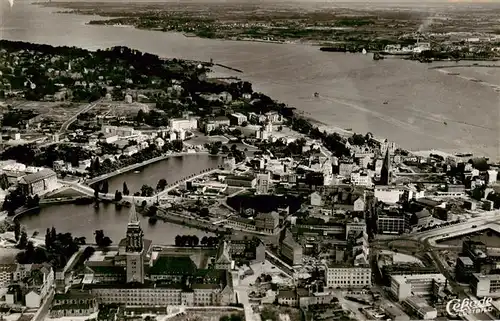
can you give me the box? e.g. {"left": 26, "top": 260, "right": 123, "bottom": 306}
{"left": 58, "top": 167, "right": 221, "bottom": 206}
{"left": 86, "top": 151, "right": 212, "bottom": 185}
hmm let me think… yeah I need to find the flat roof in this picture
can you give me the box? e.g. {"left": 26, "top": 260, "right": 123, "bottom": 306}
{"left": 391, "top": 273, "right": 446, "bottom": 284}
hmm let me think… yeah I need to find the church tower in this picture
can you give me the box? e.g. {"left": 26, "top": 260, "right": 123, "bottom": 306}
{"left": 380, "top": 149, "right": 391, "bottom": 185}
{"left": 125, "top": 204, "right": 145, "bottom": 283}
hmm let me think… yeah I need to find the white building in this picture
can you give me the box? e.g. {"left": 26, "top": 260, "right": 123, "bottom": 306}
{"left": 169, "top": 118, "right": 198, "bottom": 131}
{"left": 230, "top": 113, "right": 248, "bottom": 126}
{"left": 310, "top": 192, "right": 322, "bottom": 207}
{"left": 256, "top": 172, "right": 271, "bottom": 195}
{"left": 487, "top": 170, "right": 498, "bottom": 185}
{"left": 0, "top": 264, "right": 15, "bottom": 288}
{"left": 374, "top": 186, "right": 407, "bottom": 204}
{"left": 351, "top": 171, "right": 372, "bottom": 187}
{"left": 18, "top": 169, "right": 58, "bottom": 196}
{"left": 404, "top": 296, "right": 437, "bottom": 320}
{"left": 390, "top": 273, "right": 446, "bottom": 301}
{"left": 325, "top": 265, "right": 371, "bottom": 289}
{"left": 472, "top": 273, "right": 500, "bottom": 298}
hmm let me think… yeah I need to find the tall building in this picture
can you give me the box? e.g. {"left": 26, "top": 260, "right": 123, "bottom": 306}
{"left": 256, "top": 172, "right": 271, "bottom": 195}
{"left": 125, "top": 205, "right": 145, "bottom": 283}
{"left": 380, "top": 149, "right": 391, "bottom": 185}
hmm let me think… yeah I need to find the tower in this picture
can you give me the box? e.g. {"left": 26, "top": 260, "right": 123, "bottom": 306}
{"left": 125, "top": 204, "right": 145, "bottom": 283}
{"left": 380, "top": 149, "right": 391, "bottom": 185}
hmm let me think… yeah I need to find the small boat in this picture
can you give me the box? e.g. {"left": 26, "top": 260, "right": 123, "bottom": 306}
{"left": 314, "top": 92, "right": 319, "bottom": 98}
{"left": 444, "top": 121, "right": 447, "bottom": 125}
{"left": 134, "top": 170, "right": 140, "bottom": 174}
{"left": 362, "top": 48, "right": 367, "bottom": 55}
{"left": 383, "top": 101, "right": 388, "bottom": 105}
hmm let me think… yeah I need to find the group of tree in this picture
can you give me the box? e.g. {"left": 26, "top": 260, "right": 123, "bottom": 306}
{"left": 123, "top": 182, "right": 130, "bottom": 195}
{"left": 16, "top": 226, "right": 82, "bottom": 268}
{"left": 219, "top": 314, "right": 243, "bottom": 321}
{"left": 114, "top": 190, "right": 123, "bottom": 201}
{"left": 95, "top": 229, "right": 113, "bottom": 247}
{"left": 140, "top": 184, "right": 155, "bottom": 197}
{"left": 174, "top": 235, "right": 200, "bottom": 247}
{"left": 2, "top": 188, "right": 40, "bottom": 214}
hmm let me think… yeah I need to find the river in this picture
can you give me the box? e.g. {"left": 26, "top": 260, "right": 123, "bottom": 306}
{"left": 104, "top": 154, "right": 221, "bottom": 194}
{"left": 18, "top": 154, "right": 220, "bottom": 244}
{"left": 20, "top": 203, "right": 213, "bottom": 245}
{"left": 1, "top": 0, "right": 499, "bottom": 160}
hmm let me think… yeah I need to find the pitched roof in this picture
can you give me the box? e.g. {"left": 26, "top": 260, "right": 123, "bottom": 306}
{"left": 19, "top": 169, "right": 56, "bottom": 184}
{"left": 149, "top": 256, "right": 197, "bottom": 275}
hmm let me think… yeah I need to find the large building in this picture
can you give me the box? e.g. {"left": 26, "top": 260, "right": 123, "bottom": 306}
{"left": 256, "top": 172, "right": 271, "bottom": 195}
{"left": 19, "top": 168, "right": 57, "bottom": 196}
{"left": 255, "top": 212, "right": 280, "bottom": 234}
{"left": 169, "top": 118, "right": 198, "bottom": 131}
{"left": 377, "top": 212, "right": 407, "bottom": 235}
{"left": 279, "top": 229, "right": 303, "bottom": 265}
{"left": 471, "top": 273, "right": 500, "bottom": 298}
{"left": 325, "top": 265, "right": 371, "bottom": 289}
{"left": 390, "top": 273, "right": 446, "bottom": 301}
{"left": 74, "top": 206, "right": 234, "bottom": 307}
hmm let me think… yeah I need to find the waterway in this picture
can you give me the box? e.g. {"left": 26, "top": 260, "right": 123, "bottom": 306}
{"left": 19, "top": 154, "right": 220, "bottom": 244}
{"left": 1, "top": 0, "right": 499, "bottom": 160}
{"left": 19, "top": 203, "right": 213, "bottom": 245}
{"left": 105, "top": 154, "right": 221, "bottom": 194}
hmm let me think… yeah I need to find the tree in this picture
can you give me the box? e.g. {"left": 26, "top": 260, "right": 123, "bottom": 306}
{"left": 175, "top": 235, "right": 182, "bottom": 247}
{"left": 50, "top": 227, "right": 56, "bottom": 243}
{"left": 45, "top": 228, "right": 51, "bottom": 248}
{"left": 94, "top": 186, "right": 99, "bottom": 199}
{"left": 18, "top": 228, "right": 28, "bottom": 249}
{"left": 95, "top": 230, "right": 104, "bottom": 245}
{"left": 200, "top": 208, "right": 210, "bottom": 217}
{"left": 123, "top": 182, "right": 130, "bottom": 196}
{"left": 201, "top": 236, "right": 208, "bottom": 246}
{"left": 114, "top": 190, "right": 122, "bottom": 202}
{"left": 156, "top": 178, "right": 167, "bottom": 191}
{"left": 101, "top": 236, "right": 112, "bottom": 247}
{"left": 140, "top": 185, "right": 154, "bottom": 197}
{"left": 14, "top": 220, "right": 20, "bottom": 241}
{"left": 101, "top": 181, "right": 109, "bottom": 194}
{"left": 192, "top": 235, "right": 199, "bottom": 247}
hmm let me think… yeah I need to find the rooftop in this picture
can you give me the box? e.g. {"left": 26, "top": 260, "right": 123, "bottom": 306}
{"left": 19, "top": 168, "right": 56, "bottom": 184}
{"left": 149, "top": 256, "right": 197, "bottom": 275}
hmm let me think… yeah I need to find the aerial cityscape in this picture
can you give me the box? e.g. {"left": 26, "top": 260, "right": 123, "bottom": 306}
{"left": 0, "top": 0, "right": 499, "bottom": 321}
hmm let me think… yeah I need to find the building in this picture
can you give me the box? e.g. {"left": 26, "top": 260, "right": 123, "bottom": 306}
{"left": 310, "top": 192, "right": 322, "bottom": 207}
{"left": 225, "top": 175, "right": 256, "bottom": 188}
{"left": 455, "top": 256, "right": 475, "bottom": 283}
{"left": 228, "top": 235, "right": 265, "bottom": 264}
{"left": 325, "top": 265, "right": 371, "bottom": 289}
{"left": 18, "top": 169, "right": 57, "bottom": 195}
{"left": 124, "top": 206, "right": 146, "bottom": 283}
{"left": 169, "top": 118, "right": 198, "bottom": 131}
{"left": 471, "top": 273, "right": 500, "bottom": 298}
{"left": 403, "top": 296, "right": 437, "bottom": 320}
{"left": 0, "top": 264, "right": 15, "bottom": 288}
{"left": 50, "top": 292, "right": 98, "bottom": 318}
{"left": 377, "top": 213, "right": 407, "bottom": 235}
{"left": 81, "top": 208, "right": 234, "bottom": 307}
{"left": 214, "top": 241, "right": 232, "bottom": 270}
{"left": 256, "top": 172, "right": 271, "bottom": 195}
{"left": 390, "top": 273, "right": 446, "bottom": 301}
{"left": 280, "top": 229, "right": 303, "bottom": 265}
{"left": 255, "top": 212, "right": 280, "bottom": 234}
{"left": 374, "top": 186, "right": 407, "bottom": 204}
{"left": 229, "top": 113, "right": 247, "bottom": 126}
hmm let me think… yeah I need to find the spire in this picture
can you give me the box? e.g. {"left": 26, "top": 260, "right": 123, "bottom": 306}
{"left": 128, "top": 201, "right": 139, "bottom": 225}
{"left": 380, "top": 148, "right": 391, "bottom": 185}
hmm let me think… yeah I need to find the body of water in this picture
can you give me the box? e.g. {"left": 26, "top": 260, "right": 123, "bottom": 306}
{"left": 1, "top": 0, "right": 499, "bottom": 159}
{"left": 19, "top": 203, "right": 212, "bottom": 245}
{"left": 20, "top": 154, "right": 219, "bottom": 244}
{"left": 105, "top": 154, "right": 221, "bottom": 194}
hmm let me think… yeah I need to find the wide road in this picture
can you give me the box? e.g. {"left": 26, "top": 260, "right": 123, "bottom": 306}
{"left": 59, "top": 99, "right": 101, "bottom": 133}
